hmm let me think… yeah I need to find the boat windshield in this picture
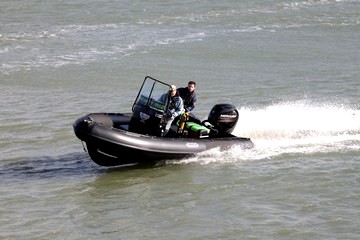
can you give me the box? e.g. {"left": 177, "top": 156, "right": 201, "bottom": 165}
{"left": 132, "top": 76, "right": 171, "bottom": 113}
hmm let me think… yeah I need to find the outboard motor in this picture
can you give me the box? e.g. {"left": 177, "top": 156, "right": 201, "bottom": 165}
{"left": 206, "top": 104, "right": 239, "bottom": 136}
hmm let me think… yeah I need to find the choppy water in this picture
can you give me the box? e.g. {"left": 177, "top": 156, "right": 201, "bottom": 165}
{"left": 1, "top": 0, "right": 359, "bottom": 239}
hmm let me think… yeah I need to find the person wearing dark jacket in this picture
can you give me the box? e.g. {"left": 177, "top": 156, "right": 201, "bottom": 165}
{"left": 178, "top": 81, "right": 197, "bottom": 113}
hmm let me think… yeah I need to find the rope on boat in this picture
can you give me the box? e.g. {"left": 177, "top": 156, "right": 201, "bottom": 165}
{"left": 81, "top": 141, "right": 87, "bottom": 152}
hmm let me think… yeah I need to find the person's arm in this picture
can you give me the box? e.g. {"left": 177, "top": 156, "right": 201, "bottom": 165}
{"left": 170, "top": 98, "right": 184, "bottom": 118}
{"left": 186, "top": 94, "right": 196, "bottom": 112}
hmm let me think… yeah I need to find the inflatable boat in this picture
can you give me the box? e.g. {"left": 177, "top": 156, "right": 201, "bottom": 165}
{"left": 73, "top": 76, "right": 254, "bottom": 167}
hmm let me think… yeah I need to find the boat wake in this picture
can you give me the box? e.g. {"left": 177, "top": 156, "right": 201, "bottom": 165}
{"left": 172, "top": 100, "right": 360, "bottom": 165}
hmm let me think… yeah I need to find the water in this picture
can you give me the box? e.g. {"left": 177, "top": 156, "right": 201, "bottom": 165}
{"left": 1, "top": 0, "right": 360, "bottom": 239}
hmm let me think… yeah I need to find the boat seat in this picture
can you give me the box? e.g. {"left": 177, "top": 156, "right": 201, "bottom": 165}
{"left": 185, "top": 122, "right": 210, "bottom": 138}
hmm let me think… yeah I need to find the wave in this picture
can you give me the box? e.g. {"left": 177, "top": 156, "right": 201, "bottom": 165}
{"left": 0, "top": 23, "right": 208, "bottom": 75}
{"left": 238, "top": 100, "right": 360, "bottom": 157}
{"left": 0, "top": 152, "right": 98, "bottom": 182}
{"left": 236, "top": 100, "right": 360, "bottom": 139}
{"left": 2, "top": 0, "right": 357, "bottom": 75}
{"left": 173, "top": 100, "right": 360, "bottom": 165}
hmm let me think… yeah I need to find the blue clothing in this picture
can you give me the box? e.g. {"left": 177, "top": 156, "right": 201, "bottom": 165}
{"left": 159, "top": 92, "right": 184, "bottom": 131}
{"left": 167, "top": 95, "right": 184, "bottom": 118}
{"left": 159, "top": 93, "right": 184, "bottom": 118}
{"left": 178, "top": 87, "right": 196, "bottom": 112}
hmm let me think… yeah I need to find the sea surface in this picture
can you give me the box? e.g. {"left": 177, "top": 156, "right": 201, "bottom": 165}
{"left": 1, "top": 0, "right": 359, "bottom": 239}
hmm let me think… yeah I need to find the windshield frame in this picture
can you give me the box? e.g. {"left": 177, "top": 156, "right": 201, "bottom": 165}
{"left": 132, "top": 76, "right": 172, "bottom": 113}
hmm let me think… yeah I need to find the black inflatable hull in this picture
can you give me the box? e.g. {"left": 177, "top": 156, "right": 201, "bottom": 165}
{"left": 73, "top": 113, "right": 254, "bottom": 167}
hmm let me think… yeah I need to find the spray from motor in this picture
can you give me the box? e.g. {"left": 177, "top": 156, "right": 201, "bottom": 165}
{"left": 235, "top": 100, "right": 360, "bottom": 141}
{"left": 224, "top": 100, "right": 360, "bottom": 159}
{"left": 174, "top": 100, "right": 360, "bottom": 165}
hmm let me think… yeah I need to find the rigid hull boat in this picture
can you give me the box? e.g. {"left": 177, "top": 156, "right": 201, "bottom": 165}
{"left": 73, "top": 76, "right": 254, "bottom": 166}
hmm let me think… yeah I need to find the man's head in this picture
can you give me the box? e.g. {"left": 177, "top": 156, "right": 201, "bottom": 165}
{"left": 187, "top": 81, "right": 196, "bottom": 93}
{"left": 169, "top": 85, "right": 177, "bottom": 96}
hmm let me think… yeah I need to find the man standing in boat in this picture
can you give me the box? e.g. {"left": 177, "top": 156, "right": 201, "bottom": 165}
{"left": 159, "top": 85, "right": 184, "bottom": 134}
{"left": 178, "top": 81, "right": 197, "bottom": 113}
{"left": 178, "top": 81, "right": 199, "bottom": 122}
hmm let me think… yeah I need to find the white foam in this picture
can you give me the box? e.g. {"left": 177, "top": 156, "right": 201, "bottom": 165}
{"left": 173, "top": 100, "right": 360, "bottom": 165}
{"left": 236, "top": 100, "right": 360, "bottom": 140}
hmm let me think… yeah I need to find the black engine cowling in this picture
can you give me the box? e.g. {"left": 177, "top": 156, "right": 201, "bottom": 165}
{"left": 207, "top": 104, "right": 239, "bottom": 135}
